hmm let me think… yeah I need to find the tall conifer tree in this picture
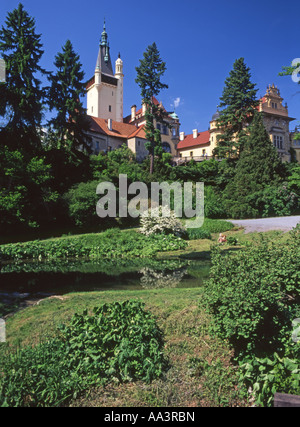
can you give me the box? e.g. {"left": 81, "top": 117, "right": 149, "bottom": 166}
{"left": 0, "top": 3, "right": 47, "bottom": 151}
{"left": 135, "top": 43, "right": 168, "bottom": 174}
{"left": 47, "top": 40, "right": 90, "bottom": 155}
{"left": 214, "top": 57, "right": 259, "bottom": 159}
{"left": 223, "top": 112, "right": 285, "bottom": 218}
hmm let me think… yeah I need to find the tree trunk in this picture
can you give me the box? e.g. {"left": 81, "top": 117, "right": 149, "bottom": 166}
{"left": 149, "top": 140, "right": 155, "bottom": 175}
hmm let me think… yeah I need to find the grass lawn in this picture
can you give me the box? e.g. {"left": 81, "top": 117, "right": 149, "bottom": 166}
{"left": 2, "top": 287, "right": 245, "bottom": 407}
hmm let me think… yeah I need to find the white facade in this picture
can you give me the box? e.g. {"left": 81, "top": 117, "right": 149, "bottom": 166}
{"left": 86, "top": 23, "right": 124, "bottom": 123}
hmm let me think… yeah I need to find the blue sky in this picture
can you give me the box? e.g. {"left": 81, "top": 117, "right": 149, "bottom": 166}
{"left": 0, "top": 0, "right": 299, "bottom": 134}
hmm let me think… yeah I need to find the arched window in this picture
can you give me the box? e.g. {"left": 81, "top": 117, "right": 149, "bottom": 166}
{"left": 162, "top": 142, "right": 171, "bottom": 153}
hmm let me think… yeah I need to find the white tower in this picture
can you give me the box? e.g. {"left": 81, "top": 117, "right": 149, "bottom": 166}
{"left": 86, "top": 21, "right": 124, "bottom": 122}
{"left": 115, "top": 54, "right": 124, "bottom": 123}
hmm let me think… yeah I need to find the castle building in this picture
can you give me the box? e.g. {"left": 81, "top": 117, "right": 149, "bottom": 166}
{"left": 85, "top": 22, "right": 180, "bottom": 161}
{"left": 86, "top": 24, "right": 297, "bottom": 164}
{"left": 258, "top": 84, "right": 295, "bottom": 162}
{"left": 123, "top": 98, "right": 180, "bottom": 157}
{"left": 177, "top": 84, "right": 296, "bottom": 163}
{"left": 290, "top": 127, "right": 300, "bottom": 162}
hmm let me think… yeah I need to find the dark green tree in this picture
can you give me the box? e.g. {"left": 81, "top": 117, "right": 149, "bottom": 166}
{"left": 47, "top": 39, "right": 91, "bottom": 155}
{"left": 135, "top": 43, "right": 168, "bottom": 174}
{"left": 222, "top": 112, "right": 286, "bottom": 218}
{"left": 214, "top": 57, "right": 259, "bottom": 159}
{"left": 0, "top": 3, "right": 47, "bottom": 152}
{"left": 0, "top": 4, "right": 58, "bottom": 233}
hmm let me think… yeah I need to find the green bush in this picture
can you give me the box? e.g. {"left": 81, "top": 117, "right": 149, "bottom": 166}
{"left": 63, "top": 179, "right": 117, "bottom": 229}
{"left": 258, "top": 184, "right": 298, "bottom": 217}
{"left": 204, "top": 186, "right": 227, "bottom": 219}
{"left": 203, "top": 225, "right": 300, "bottom": 406}
{"left": 0, "top": 300, "right": 167, "bottom": 407}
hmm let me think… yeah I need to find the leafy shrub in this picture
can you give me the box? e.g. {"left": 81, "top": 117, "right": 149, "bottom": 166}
{"left": 239, "top": 353, "right": 300, "bottom": 407}
{"left": 204, "top": 186, "right": 227, "bottom": 219}
{"left": 226, "top": 236, "right": 238, "bottom": 246}
{"left": 203, "top": 225, "right": 300, "bottom": 406}
{"left": 63, "top": 179, "right": 117, "bottom": 229}
{"left": 258, "top": 184, "right": 298, "bottom": 217}
{"left": 140, "top": 206, "right": 187, "bottom": 238}
{"left": 0, "top": 300, "right": 167, "bottom": 407}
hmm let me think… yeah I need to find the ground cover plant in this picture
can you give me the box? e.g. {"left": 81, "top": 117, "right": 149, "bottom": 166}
{"left": 203, "top": 224, "right": 300, "bottom": 406}
{"left": 0, "top": 300, "right": 167, "bottom": 407}
{"left": 0, "top": 287, "right": 246, "bottom": 407}
{"left": 0, "top": 228, "right": 187, "bottom": 262}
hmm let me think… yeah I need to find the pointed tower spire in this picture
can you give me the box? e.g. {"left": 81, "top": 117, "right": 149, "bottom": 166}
{"left": 96, "top": 19, "right": 113, "bottom": 75}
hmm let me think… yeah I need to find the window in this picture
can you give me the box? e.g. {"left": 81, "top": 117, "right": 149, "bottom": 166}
{"left": 279, "top": 136, "right": 283, "bottom": 150}
{"left": 190, "top": 151, "right": 194, "bottom": 158}
{"left": 162, "top": 142, "right": 171, "bottom": 153}
{"left": 156, "top": 123, "right": 161, "bottom": 131}
{"left": 109, "top": 105, "right": 112, "bottom": 112}
{"left": 273, "top": 135, "right": 283, "bottom": 150}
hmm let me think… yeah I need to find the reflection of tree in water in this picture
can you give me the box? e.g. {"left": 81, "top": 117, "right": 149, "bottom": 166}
{"left": 139, "top": 268, "right": 187, "bottom": 289}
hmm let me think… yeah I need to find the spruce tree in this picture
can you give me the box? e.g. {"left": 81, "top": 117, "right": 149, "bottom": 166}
{"left": 223, "top": 112, "right": 285, "bottom": 218}
{"left": 135, "top": 43, "right": 168, "bottom": 174}
{"left": 47, "top": 39, "right": 90, "bottom": 155}
{"left": 0, "top": 3, "right": 47, "bottom": 151}
{"left": 214, "top": 57, "right": 259, "bottom": 159}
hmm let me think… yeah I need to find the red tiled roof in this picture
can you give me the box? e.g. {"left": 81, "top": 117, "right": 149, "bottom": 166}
{"left": 128, "top": 124, "right": 147, "bottom": 139}
{"left": 86, "top": 76, "right": 95, "bottom": 90}
{"left": 177, "top": 130, "right": 210, "bottom": 150}
{"left": 88, "top": 116, "right": 147, "bottom": 139}
{"left": 124, "top": 97, "right": 168, "bottom": 124}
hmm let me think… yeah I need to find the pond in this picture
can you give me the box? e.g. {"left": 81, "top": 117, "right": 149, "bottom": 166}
{"left": 0, "top": 256, "right": 211, "bottom": 317}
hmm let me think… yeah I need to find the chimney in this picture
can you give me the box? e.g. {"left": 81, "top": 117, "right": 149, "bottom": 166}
{"left": 131, "top": 105, "right": 136, "bottom": 121}
{"left": 108, "top": 119, "right": 112, "bottom": 131}
{"left": 142, "top": 101, "right": 147, "bottom": 115}
{"left": 193, "top": 129, "right": 198, "bottom": 139}
{"left": 180, "top": 132, "right": 185, "bottom": 141}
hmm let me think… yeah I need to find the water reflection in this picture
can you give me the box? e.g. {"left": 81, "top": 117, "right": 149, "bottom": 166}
{"left": 0, "top": 257, "right": 211, "bottom": 316}
{"left": 140, "top": 267, "right": 187, "bottom": 289}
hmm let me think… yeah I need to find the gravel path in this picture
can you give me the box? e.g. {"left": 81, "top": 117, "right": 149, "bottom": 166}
{"left": 229, "top": 216, "right": 300, "bottom": 234}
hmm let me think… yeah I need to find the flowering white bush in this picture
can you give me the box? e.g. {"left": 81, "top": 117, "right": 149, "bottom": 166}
{"left": 139, "top": 206, "right": 187, "bottom": 237}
